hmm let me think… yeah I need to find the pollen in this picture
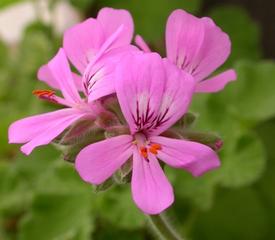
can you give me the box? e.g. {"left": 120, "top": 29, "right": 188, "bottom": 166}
{"left": 32, "top": 89, "right": 57, "bottom": 103}
{"left": 33, "top": 89, "right": 55, "bottom": 98}
{"left": 150, "top": 143, "right": 162, "bottom": 150}
{"left": 140, "top": 147, "right": 148, "bottom": 158}
{"left": 149, "top": 143, "right": 162, "bottom": 155}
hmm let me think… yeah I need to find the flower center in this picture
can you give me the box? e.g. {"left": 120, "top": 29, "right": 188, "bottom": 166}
{"left": 133, "top": 133, "right": 162, "bottom": 160}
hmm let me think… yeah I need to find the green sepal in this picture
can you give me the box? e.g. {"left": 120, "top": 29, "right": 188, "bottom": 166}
{"left": 93, "top": 177, "right": 115, "bottom": 193}
{"left": 113, "top": 160, "right": 133, "bottom": 184}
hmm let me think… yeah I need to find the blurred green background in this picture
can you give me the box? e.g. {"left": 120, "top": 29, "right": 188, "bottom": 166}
{"left": 0, "top": 0, "right": 275, "bottom": 239}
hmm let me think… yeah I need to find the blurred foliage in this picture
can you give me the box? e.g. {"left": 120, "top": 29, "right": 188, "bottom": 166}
{"left": 208, "top": 6, "right": 262, "bottom": 65}
{"left": 97, "top": 0, "right": 201, "bottom": 52}
{"left": 0, "top": 0, "right": 24, "bottom": 9}
{"left": 0, "top": 0, "right": 275, "bottom": 240}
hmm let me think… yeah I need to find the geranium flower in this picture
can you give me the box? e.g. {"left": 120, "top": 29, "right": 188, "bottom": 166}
{"left": 135, "top": 9, "right": 237, "bottom": 93}
{"left": 75, "top": 52, "right": 220, "bottom": 214}
{"left": 8, "top": 49, "right": 104, "bottom": 155}
{"left": 38, "top": 7, "right": 135, "bottom": 102}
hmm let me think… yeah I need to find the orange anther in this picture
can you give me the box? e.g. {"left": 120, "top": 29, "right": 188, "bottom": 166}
{"left": 151, "top": 143, "right": 162, "bottom": 150}
{"left": 140, "top": 147, "right": 148, "bottom": 158}
{"left": 149, "top": 147, "right": 158, "bottom": 155}
{"left": 32, "top": 89, "right": 55, "bottom": 97}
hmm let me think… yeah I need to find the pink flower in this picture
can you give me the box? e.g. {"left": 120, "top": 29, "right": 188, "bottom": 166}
{"left": 8, "top": 49, "right": 104, "bottom": 155}
{"left": 75, "top": 52, "right": 220, "bottom": 214}
{"left": 38, "top": 7, "right": 135, "bottom": 102}
{"left": 135, "top": 9, "right": 237, "bottom": 93}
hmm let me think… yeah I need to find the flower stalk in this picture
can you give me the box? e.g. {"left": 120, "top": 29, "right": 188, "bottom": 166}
{"left": 147, "top": 213, "right": 183, "bottom": 240}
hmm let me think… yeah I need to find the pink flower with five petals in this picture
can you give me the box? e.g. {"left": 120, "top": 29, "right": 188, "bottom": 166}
{"left": 8, "top": 49, "right": 104, "bottom": 155}
{"left": 38, "top": 7, "right": 136, "bottom": 102}
{"left": 75, "top": 52, "right": 220, "bottom": 215}
{"left": 135, "top": 9, "right": 237, "bottom": 93}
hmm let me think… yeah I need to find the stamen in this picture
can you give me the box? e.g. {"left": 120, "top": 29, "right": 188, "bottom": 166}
{"left": 140, "top": 147, "right": 148, "bottom": 159}
{"left": 149, "top": 143, "right": 162, "bottom": 155}
{"left": 32, "top": 89, "right": 57, "bottom": 103}
{"left": 150, "top": 143, "right": 162, "bottom": 150}
{"left": 149, "top": 147, "right": 158, "bottom": 155}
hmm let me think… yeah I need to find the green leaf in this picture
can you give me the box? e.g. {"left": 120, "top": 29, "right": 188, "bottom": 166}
{"left": 96, "top": 187, "right": 144, "bottom": 229}
{"left": 191, "top": 188, "right": 268, "bottom": 240}
{"left": 0, "top": 146, "right": 59, "bottom": 213}
{"left": 167, "top": 167, "right": 218, "bottom": 210}
{"left": 228, "top": 60, "right": 275, "bottom": 123}
{"left": 97, "top": 0, "right": 201, "bottom": 44}
{"left": 208, "top": 5, "right": 261, "bottom": 64}
{"left": 256, "top": 118, "right": 275, "bottom": 159}
{"left": 93, "top": 177, "right": 115, "bottom": 193}
{"left": 18, "top": 193, "right": 94, "bottom": 240}
{"left": 256, "top": 120, "right": 275, "bottom": 239}
{"left": 218, "top": 131, "right": 266, "bottom": 188}
{"left": 0, "top": 103, "right": 21, "bottom": 156}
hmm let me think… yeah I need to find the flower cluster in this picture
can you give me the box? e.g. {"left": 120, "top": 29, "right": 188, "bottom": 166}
{"left": 8, "top": 8, "right": 236, "bottom": 214}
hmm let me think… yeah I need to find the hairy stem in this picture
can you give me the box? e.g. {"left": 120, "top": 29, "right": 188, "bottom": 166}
{"left": 147, "top": 214, "right": 184, "bottom": 240}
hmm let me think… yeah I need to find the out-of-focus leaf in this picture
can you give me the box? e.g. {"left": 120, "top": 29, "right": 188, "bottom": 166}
{"left": 190, "top": 93, "right": 242, "bottom": 144}
{"left": 18, "top": 193, "right": 94, "bottom": 240}
{"left": 0, "top": 40, "right": 7, "bottom": 66}
{"left": 96, "top": 187, "right": 144, "bottom": 229}
{"left": 36, "top": 162, "right": 93, "bottom": 195}
{"left": 0, "top": 146, "right": 59, "bottom": 213}
{"left": 10, "top": 23, "right": 56, "bottom": 110}
{"left": 208, "top": 5, "right": 261, "bottom": 64}
{"left": 256, "top": 119, "right": 275, "bottom": 239}
{"left": 0, "top": 103, "right": 21, "bottom": 156}
{"left": 167, "top": 167, "right": 218, "bottom": 211}
{"left": 69, "top": 0, "right": 94, "bottom": 11}
{"left": 256, "top": 118, "right": 275, "bottom": 159}
{"left": 98, "top": 0, "right": 201, "bottom": 44}
{"left": 0, "top": 41, "right": 9, "bottom": 100}
{"left": 218, "top": 131, "right": 266, "bottom": 188}
{"left": 0, "top": 0, "right": 24, "bottom": 9}
{"left": 94, "top": 227, "right": 145, "bottom": 240}
{"left": 228, "top": 60, "right": 275, "bottom": 123}
{"left": 191, "top": 188, "right": 268, "bottom": 240}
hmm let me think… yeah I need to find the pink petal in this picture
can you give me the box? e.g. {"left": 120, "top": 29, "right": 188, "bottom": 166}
{"left": 37, "top": 64, "right": 59, "bottom": 89}
{"left": 75, "top": 135, "right": 133, "bottom": 185}
{"left": 150, "top": 136, "right": 221, "bottom": 177}
{"left": 72, "top": 72, "right": 84, "bottom": 92}
{"left": 131, "top": 149, "right": 174, "bottom": 214}
{"left": 48, "top": 48, "right": 81, "bottom": 104}
{"left": 37, "top": 64, "right": 83, "bottom": 92}
{"left": 195, "top": 69, "right": 237, "bottom": 93}
{"left": 151, "top": 59, "right": 195, "bottom": 136}
{"left": 63, "top": 18, "right": 105, "bottom": 73}
{"left": 85, "top": 45, "right": 138, "bottom": 102}
{"left": 134, "top": 35, "right": 151, "bottom": 52}
{"left": 97, "top": 7, "right": 134, "bottom": 49}
{"left": 9, "top": 108, "right": 86, "bottom": 155}
{"left": 165, "top": 10, "right": 232, "bottom": 82}
{"left": 165, "top": 9, "right": 205, "bottom": 73}
{"left": 192, "top": 17, "right": 231, "bottom": 82}
{"left": 115, "top": 52, "right": 165, "bottom": 134}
